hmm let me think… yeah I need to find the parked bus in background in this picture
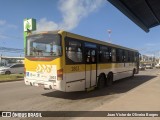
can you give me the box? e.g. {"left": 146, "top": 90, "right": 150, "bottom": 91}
{"left": 24, "top": 30, "right": 139, "bottom": 92}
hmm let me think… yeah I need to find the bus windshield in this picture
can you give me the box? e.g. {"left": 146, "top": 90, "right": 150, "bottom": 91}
{"left": 26, "top": 34, "right": 61, "bottom": 57}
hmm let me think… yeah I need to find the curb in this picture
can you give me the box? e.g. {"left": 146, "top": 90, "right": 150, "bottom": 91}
{"left": 0, "top": 79, "right": 23, "bottom": 83}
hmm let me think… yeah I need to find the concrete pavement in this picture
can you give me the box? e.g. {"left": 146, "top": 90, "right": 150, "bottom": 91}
{"left": 73, "top": 70, "right": 160, "bottom": 120}
{"left": 95, "top": 74, "right": 160, "bottom": 111}
{"left": 0, "top": 69, "right": 160, "bottom": 120}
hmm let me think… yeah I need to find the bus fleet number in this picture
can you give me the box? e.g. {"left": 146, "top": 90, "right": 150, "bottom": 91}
{"left": 71, "top": 66, "right": 79, "bottom": 71}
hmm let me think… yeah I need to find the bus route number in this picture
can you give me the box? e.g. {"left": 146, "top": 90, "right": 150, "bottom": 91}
{"left": 71, "top": 66, "right": 79, "bottom": 71}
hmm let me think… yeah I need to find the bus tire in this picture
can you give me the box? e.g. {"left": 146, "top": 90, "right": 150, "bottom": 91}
{"left": 106, "top": 72, "right": 113, "bottom": 86}
{"left": 97, "top": 74, "right": 106, "bottom": 89}
{"left": 132, "top": 69, "right": 136, "bottom": 77}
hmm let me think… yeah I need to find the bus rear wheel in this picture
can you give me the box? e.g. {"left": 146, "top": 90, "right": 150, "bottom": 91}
{"left": 106, "top": 73, "right": 113, "bottom": 86}
{"left": 97, "top": 74, "right": 106, "bottom": 89}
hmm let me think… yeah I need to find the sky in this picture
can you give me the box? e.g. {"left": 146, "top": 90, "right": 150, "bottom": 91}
{"left": 0, "top": 0, "right": 160, "bottom": 57}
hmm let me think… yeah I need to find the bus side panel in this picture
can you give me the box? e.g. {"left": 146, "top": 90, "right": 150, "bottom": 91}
{"left": 97, "top": 63, "right": 113, "bottom": 79}
{"left": 97, "top": 63, "right": 135, "bottom": 81}
{"left": 63, "top": 33, "right": 86, "bottom": 92}
{"left": 113, "top": 62, "right": 136, "bottom": 81}
{"left": 64, "top": 65, "right": 86, "bottom": 92}
{"left": 112, "top": 63, "right": 125, "bottom": 81}
{"left": 115, "top": 63, "right": 132, "bottom": 80}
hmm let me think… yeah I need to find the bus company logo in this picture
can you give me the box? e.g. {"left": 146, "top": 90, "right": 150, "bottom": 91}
{"left": 36, "top": 64, "right": 53, "bottom": 73}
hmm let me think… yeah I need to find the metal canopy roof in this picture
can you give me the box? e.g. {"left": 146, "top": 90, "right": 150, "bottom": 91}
{"left": 108, "top": 0, "right": 160, "bottom": 32}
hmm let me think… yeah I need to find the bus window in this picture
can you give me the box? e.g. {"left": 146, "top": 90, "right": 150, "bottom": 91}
{"left": 91, "top": 50, "right": 96, "bottom": 62}
{"left": 26, "top": 34, "right": 61, "bottom": 57}
{"left": 116, "top": 49, "right": 123, "bottom": 62}
{"left": 124, "top": 50, "right": 128, "bottom": 62}
{"left": 65, "top": 39, "right": 83, "bottom": 63}
{"left": 86, "top": 49, "right": 90, "bottom": 63}
{"left": 128, "top": 51, "right": 131, "bottom": 62}
{"left": 85, "top": 49, "right": 96, "bottom": 63}
{"left": 99, "top": 46, "right": 111, "bottom": 63}
{"left": 133, "top": 52, "right": 136, "bottom": 62}
{"left": 128, "top": 51, "right": 134, "bottom": 62}
{"left": 112, "top": 48, "right": 116, "bottom": 62}
{"left": 135, "top": 52, "right": 139, "bottom": 62}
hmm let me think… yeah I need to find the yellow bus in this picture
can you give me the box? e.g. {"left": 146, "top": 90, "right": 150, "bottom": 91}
{"left": 24, "top": 30, "right": 139, "bottom": 92}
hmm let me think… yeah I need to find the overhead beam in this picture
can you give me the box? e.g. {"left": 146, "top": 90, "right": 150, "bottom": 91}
{"left": 108, "top": 0, "right": 149, "bottom": 32}
{"left": 145, "top": 0, "right": 160, "bottom": 25}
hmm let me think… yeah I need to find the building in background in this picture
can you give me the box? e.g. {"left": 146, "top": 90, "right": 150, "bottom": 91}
{"left": 0, "top": 56, "right": 24, "bottom": 66}
{"left": 140, "top": 54, "right": 159, "bottom": 67}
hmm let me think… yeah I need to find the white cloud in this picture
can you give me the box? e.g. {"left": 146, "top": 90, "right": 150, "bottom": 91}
{"left": 37, "top": 18, "right": 58, "bottom": 32}
{"left": 0, "top": 19, "right": 17, "bottom": 30}
{"left": 7, "top": 24, "right": 17, "bottom": 29}
{"left": 37, "top": 0, "right": 104, "bottom": 32}
{"left": 0, "top": 20, "right": 6, "bottom": 26}
{"left": 0, "top": 19, "right": 18, "bottom": 40}
{"left": 0, "top": 34, "right": 9, "bottom": 39}
{"left": 145, "top": 43, "right": 157, "bottom": 46}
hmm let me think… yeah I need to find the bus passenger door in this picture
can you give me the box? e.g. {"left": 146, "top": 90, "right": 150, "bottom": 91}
{"left": 85, "top": 48, "right": 97, "bottom": 89}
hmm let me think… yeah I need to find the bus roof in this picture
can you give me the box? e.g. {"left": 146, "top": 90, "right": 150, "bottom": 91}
{"left": 29, "top": 30, "right": 138, "bottom": 53}
{"left": 59, "top": 30, "right": 138, "bottom": 52}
